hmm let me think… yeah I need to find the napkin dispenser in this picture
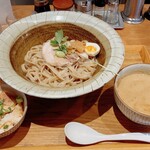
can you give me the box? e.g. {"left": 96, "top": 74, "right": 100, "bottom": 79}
{"left": 121, "top": 0, "right": 145, "bottom": 24}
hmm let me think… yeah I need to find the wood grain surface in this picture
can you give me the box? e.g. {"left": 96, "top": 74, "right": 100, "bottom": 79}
{"left": 0, "top": 4, "right": 150, "bottom": 150}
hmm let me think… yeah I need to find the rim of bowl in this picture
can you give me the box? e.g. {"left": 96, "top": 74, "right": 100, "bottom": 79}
{"left": 114, "top": 63, "right": 150, "bottom": 118}
{"left": 0, "top": 11, "right": 125, "bottom": 99}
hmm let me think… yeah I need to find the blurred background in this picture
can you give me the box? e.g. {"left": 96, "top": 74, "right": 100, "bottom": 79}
{"left": 120, "top": 0, "right": 149, "bottom": 3}
{"left": 10, "top": 0, "right": 149, "bottom": 5}
{"left": 10, "top": 0, "right": 52, "bottom": 5}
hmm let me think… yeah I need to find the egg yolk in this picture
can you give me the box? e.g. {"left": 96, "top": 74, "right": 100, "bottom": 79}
{"left": 85, "top": 46, "right": 96, "bottom": 52}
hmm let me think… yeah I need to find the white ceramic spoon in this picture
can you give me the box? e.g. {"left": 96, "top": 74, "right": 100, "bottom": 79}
{"left": 64, "top": 122, "right": 150, "bottom": 145}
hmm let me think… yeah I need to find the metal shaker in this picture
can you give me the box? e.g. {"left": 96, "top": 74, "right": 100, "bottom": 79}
{"left": 121, "top": 0, "right": 145, "bottom": 24}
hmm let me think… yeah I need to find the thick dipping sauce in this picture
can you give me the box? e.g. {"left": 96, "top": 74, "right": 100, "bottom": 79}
{"left": 117, "top": 71, "right": 150, "bottom": 116}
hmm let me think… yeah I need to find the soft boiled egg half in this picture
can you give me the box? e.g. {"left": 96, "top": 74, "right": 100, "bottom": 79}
{"left": 85, "top": 42, "right": 100, "bottom": 57}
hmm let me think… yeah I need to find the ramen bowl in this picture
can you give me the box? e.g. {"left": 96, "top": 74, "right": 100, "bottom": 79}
{"left": 114, "top": 64, "right": 150, "bottom": 125}
{"left": 0, "top": 11, "right": 124, "bottom": 99}
{"left": 0, "top": 83, "right": 27, "bottom": 138}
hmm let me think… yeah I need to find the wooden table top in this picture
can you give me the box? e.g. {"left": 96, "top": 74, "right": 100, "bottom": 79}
{"left": 0, "top": 4, "right": 150, "bottom": 150}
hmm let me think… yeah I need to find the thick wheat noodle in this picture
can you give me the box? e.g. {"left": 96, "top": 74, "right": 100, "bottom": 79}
{"left": 21, "top": 45, "right": 98, "bottom": 88}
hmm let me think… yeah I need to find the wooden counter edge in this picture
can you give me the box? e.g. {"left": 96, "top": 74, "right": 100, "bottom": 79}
{"left": 5, "top": 143, "right": 150, "bottom": 150}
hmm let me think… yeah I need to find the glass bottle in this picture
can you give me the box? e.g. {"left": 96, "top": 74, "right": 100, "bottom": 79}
{"left": 105, "top": 0, "right": 119, "bottom": 24}
{"left": 53, "top": 0, "right": 74, "bottom": 11}
{"left": 93, "top": 0, "right": 106, "bottom": 19}
{"left": 34, "top": 0, "right": 50, "bottom": 13}
{"left": 75, "top": 0, "right": 93, "bottom": 15}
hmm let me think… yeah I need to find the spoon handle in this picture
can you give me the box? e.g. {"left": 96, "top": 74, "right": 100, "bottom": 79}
{"left": 103, "top": 133, "right": 150, "bottom": 143}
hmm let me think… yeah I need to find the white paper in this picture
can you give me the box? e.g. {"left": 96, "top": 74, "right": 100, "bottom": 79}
{"left": 0, "top": 0, "right": 14, "bottom": 24}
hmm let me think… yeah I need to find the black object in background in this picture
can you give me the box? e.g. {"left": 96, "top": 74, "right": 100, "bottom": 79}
{"left": 144, "top": 6, "right": 150, "bottom": 20}
{"left": 145, "top": 0, "right": 150, "bottom": 4}
{"left": 34, "top": 0, "right": 50, "bottom": 13}
{"left": 94, "top": 0, "right": 105, "bottom": 7}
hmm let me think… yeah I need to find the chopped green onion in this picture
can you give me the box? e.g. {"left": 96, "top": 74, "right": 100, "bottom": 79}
{"left": 3, "top": 124, "right": 9, "bottom": 130}
{"left": 3, "top": 107, "right": 12, "bottom": 113}
{"left": 56, "top": 51, "right": 66, "bottom": 58}
{"left": 0, "top": 99, "right": 4, "bottom": 105}
{"left": 0, "top": 110, "right": 4, "bottom": 116}
{"left": 16, "top": 96, "right": 23, "bottom": 104}
{"left": 0, "top": 100, "right": 4, "bottom": 116}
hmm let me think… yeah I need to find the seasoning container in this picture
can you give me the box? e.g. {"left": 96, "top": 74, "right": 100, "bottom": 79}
{"left": 53, "top": 0, "right": 74, "bottom": 11}
{"left": 105, "top": 0, "right": 119, "bottom": 25}
{"left": 93, "top": 0, "right": 105, "bottom": 19}
{"left": 34, "top": 0, "right": 50, "bottom": 13}
{"left": 74, "top": 0, "right": 93, "bottom": 15}
{"left": 121, "top": 0, "right": 145, "bottom": 24}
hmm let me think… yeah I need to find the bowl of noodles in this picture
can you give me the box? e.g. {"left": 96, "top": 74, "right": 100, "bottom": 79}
{"left": 0, "top": 11, "right": 124, "bottom": 99}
